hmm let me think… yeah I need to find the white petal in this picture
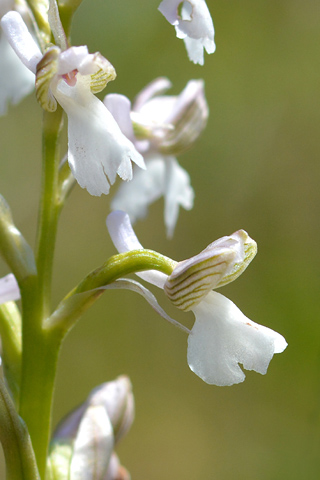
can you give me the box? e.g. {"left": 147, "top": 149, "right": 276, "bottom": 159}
{"left": 70, "top": 405, "right": 114, "bottom": 480}
{"left": 0, "top": 32, "right": 34, "bottom": 115}
{"left": 164, "top": 156, "right": 194, "bottom": 238}
{"left": 106, "top": 211, "right": 168, "bottom": 289}
{"left": 53, "top": 76, "right": 145, "bottom": 196}
{"left": 182, "top": 34, "right": 214, "bottom": 65}
{"left": 0, "top": 274, "right": 20, "bottom": 304}
{"left": 57, "top": 46, "right": 89, "bottom": 75}
{"left": 111, "top": 157, "right": 166, "bottom": 224}
{"left": 133, "top": 77, "right": 172, "bottom": 112}
{"left": 139, "top": 79, "right": 205, "bottom": 125}
{"left": 106, "top": 210, "right": 144, "bottom": 252}
{"left": 165, "top": 79, "right": 207, "bottom": 124}
{"left": 158, "top": 0, "right": 182, "bottom": 25}
{"left": 104, "top": 93, "right": 136, "bottom": 143}
{"left": 182, "top": 35, "right": 204, "bottom": 65}
{"left": 137, "top": 96, "right": 177, "bottom": 126}
{"left": 188, "top": 291, "right": 287, "bottom": 386}
{"left": 111, "top": 156, "right": 193, "bottom": 238}
{"left": 0, "top": 12, "right": 42, "bottom": 73}
{"left": 137, "top": 95, "right": 177, "bottom": 129}
{"left": 177, "top": 1, "right": 214, "bottom": 41}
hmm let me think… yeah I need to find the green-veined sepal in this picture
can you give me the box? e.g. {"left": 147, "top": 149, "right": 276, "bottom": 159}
{"left": 35, "top": 46, "right": 60, "bottom": 111}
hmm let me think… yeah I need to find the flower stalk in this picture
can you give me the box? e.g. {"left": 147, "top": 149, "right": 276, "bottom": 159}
{"left": 18, "top": 107, "right": 64, "bottom": 479}
{"left": 46, "top": 249, "right": 177, "bottom": 335}
{"left": 35, "top": 108, "right": 64, "bottom": 317}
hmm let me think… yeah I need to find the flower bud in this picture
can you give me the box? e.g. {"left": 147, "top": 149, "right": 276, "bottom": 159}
{"left": 104, "top": 453, "right": 131, "bottom": 480}
{"left": 47, "top": 376, "right": 134, "bottom": 479}
{"left": 164, "top": 230, "right": 257, "bottom": 311}
{"left": 48, "top": 403, "right": 114, "bottom": 480}
{"left": 0, "top": 274, "right": 20, "bottom": 304}
{"left": 88, "top": 375, "right": 134, "bottom": 444}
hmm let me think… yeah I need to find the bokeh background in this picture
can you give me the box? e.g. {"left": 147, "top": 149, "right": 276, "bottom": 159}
{"left": 1, "top": 0, "right": 320, "bottom": 478}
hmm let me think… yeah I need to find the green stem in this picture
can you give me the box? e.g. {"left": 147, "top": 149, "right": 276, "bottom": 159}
{"left": 19, "top": 109, "right": 63, "bottom": 479}
{"left": 35, "top": 108, "right": 63, "bottom": 318}
{"left": 19, "top": 303, "right": 61, "bottom": 480}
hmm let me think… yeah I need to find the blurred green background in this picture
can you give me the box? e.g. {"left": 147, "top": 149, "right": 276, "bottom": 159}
{"left": 1, "top": 0, "right": 320, "bottom": 478}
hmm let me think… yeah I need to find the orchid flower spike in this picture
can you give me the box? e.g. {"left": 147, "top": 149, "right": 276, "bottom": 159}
{"left": 158, "top": 0, "right": 215, "bottom": 65}
{"left": 0, "top": 273, "right": 20, "bottom": 305}
{"left": 106, "top": 77, "right": 208, "bottom": 237}
{"left": 106, "top": 211, "right": 287, "bottom": 387}
{"left": 0, "top": 0, "right": 35, "bottom": 114}
{"left": 0, "top": 10, "right": 145, "bottom": 196}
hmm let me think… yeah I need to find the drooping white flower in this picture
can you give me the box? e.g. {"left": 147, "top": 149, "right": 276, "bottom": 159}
{"left": 0, "top": 0, "right": 35, "bottom": 114}
{"left": 106, "top": 211, "right": 287, "bottom": 386}
{"left": 158, "top": 0, "right": 215, "bottom": 65}
{"left": 106, "top": 77, "right": 208, "bottom": 237}
{"left": 0, "top": 11, "right": 145, "bottom": 196}
{"left": 0, "top": 273, "right": 20, "bottom": 305}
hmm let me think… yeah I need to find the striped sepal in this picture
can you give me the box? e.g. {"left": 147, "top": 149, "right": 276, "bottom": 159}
{"left": 164, "top": 230, "right": 257, "bottom": 311}
{"left": 35, "top": 46, "right": 59, "bottom": 112}
{"left": 216, "top": 231, "right": 257, "bottom": 288}
{"left": 164, "top": 250, "right": 236, "bottom": 311}
{"left": 90, "top": 53, "right": 116, "bottom": 94}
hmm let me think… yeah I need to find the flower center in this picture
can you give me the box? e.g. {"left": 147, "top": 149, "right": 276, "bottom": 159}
{"left": 62, "top": 69, "right": 78, "bottom": 86}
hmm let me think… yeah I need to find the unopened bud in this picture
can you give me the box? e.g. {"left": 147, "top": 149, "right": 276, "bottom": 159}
{"left": 48, "top": 376, "right": 134, "bottom": 479}
{"left": 164, "top": 230, "right": 257, "bottom": 311}
{"left": 104, "top": 453, "right": 131, "bottom": 480}
{"left": 48, "top": 403, "right": 114, "bottom": 480}
{"left": 88, "top": 375, "right": 134, "bottom": 444}
{"left": 0, "top": 274, "right": 20, "bottom": 305}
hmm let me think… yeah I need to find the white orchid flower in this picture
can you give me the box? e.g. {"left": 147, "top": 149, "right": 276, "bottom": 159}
{"left": 0, "top": 11, "right": 145, "bottom": 196}
{"left": 0, "top": 0, "right": 35, "bottom": 114}
{"left": 158, "top": 0, "right": 215, "bottom": 65}
{"left": 105, "top": 77, "right": 208, "bottom": 237}
{"left": 0, "top": 273, "right": 20, "bottom": 304}
{"left": 106, "top": 211, "right": 287, "bottom": 386}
